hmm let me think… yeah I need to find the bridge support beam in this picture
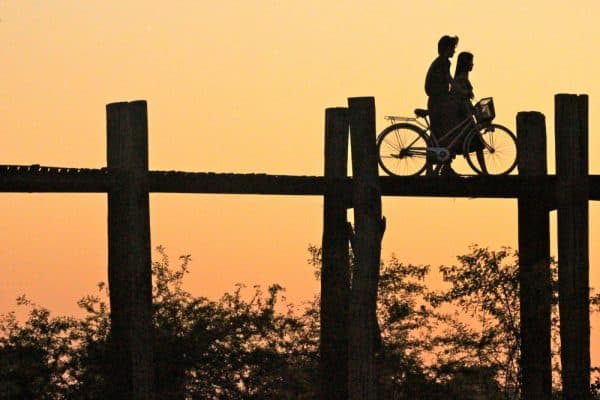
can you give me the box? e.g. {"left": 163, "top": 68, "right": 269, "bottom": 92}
{"left": 321, "top": 107, "right": 350, "bottom": 399}
{"left": 347, "top": 97, "right": 385, "bottom": 399}
{"left": 106, "top": 101, "right": 153, "bottom": 399}
{"left": 517, "top": 112, "right": 552, "bottom": 399}
{"left": 555, "top": 94, "right": 590, "bottom": 399}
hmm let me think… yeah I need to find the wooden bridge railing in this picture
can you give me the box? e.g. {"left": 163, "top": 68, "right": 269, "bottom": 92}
{"left": 1, "top": 167, "right": 598, "bottom": 202}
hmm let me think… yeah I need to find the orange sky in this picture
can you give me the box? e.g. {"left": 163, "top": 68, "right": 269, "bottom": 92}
{"left": 2, "top": 1, "right": 600, "bottom": 363}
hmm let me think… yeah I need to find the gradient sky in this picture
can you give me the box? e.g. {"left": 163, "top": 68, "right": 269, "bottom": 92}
{"left": 2, "top": 1, "right": 599, "bottom": 362}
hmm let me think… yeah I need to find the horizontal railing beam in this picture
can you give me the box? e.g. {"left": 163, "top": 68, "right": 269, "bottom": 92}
{"left": 0, "top": 166, "right": 112, "bottom": 192}
{"left": 149, "top": 172, "right": 325, "bottom": 195}
{"left": 380, "top": 175, "right": 553, "bottom": 199}
{"left": 0, "top": 165, "right": 599, "bottom": 201}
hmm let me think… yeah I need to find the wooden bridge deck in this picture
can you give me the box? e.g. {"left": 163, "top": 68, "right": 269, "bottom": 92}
{"left": 0, "top": 164, "right": 598, "bottom": 201}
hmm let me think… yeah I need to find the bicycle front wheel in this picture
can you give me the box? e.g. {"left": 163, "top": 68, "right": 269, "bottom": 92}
{"left": 377, "top": 123, "right": 431, "bottom": 176}
{"left": 465, "top": 123, "right": 517, "bottom": 175}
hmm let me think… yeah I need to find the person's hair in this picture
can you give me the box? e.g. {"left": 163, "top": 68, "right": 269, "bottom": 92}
{"left": 437, "top": 35, "right": 459, "bottom": 55}
{"left": 455, "top": 52, "right": 474, "bottom": 75}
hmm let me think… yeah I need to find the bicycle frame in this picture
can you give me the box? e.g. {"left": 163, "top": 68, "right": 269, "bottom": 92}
{"left": 384, "top": 112, "right": 488, "bottom": 156}
{"left": 434, "top": 115, "right": 477, "bottom": 153}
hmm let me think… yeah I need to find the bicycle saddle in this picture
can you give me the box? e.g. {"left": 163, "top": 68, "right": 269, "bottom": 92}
{"left": 414, "top": 108, "right": 429, "bottom": 118}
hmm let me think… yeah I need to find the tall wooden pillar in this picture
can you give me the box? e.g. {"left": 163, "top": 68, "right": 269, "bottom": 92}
{"left": 517, "top": 112, "right": 552, "bottom": 399}
{"left": 555, "top": 94, "right": 590, "bottom": 399}
{"left": 106, "top": 101, "right": 153, "bottom": 399}
{"left": 321, "top": 107, "right": 350, "bottom": 400}
{"left": 347, "top": 97, "right": 385, "bottom": 400}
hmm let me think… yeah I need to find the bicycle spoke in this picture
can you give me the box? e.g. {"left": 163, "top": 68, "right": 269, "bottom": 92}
{"left": 465, "top": 124, "right": 517, "bottom": 175}
{"left": 394, "top": 130, "right": 403, "bottom": 148}
{"left": 378, "top": 124, "right": 430, "bottom": 176}
{"left": 382, "top": 138, "right": 401, "bottom": 153}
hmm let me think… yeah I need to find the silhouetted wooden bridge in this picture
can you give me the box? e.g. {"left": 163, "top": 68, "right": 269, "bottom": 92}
{"left": 1, "top": 94, "right": 597, "bottom": 399}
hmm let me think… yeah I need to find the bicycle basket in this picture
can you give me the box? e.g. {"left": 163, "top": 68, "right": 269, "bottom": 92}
{"left": 475, "top": 97, "right": 495, "bottom": 124}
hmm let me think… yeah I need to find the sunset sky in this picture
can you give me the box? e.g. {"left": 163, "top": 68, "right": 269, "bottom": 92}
{"left": 2, "top": 1, "right": 600, "bottom": 362}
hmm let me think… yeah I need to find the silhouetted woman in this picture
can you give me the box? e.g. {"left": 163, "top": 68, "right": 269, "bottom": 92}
{"left": 449, "top": 51, "right": 475, "bottom": 152}
{"left": 452, "top": 51, "right": 486, "bottom": 167}
{"left": 452, "top": 51, "right": 475, "bottom": 116}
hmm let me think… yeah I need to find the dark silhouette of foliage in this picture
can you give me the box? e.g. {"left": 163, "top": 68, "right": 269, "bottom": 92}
{"left": 0, "top": 247, "right": 320, "bottom": 399}
{"left": 0, "top": 296, "right": 80, "bottom": 399}
{"left": 426, "top": 246, "right": 524, "bottom": 397}
{"left": 2, "top": 245, "right": 600, "bottom": 398}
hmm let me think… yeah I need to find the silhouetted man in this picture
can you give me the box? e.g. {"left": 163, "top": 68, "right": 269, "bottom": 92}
{"left": 425, "top": 35, "right": 459, "bottom": 174}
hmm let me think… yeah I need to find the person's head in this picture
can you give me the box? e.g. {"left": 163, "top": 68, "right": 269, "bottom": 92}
{"left": 455, "top": 52, "right": 474, "bottom": 75}
{"left": 437, "top": 35, "right": 459, "bottom": 58}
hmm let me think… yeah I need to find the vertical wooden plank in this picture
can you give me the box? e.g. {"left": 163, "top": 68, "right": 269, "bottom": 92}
{"left": 347, "top": 97, "right": 385, "bottom": 400}
{"left": 517, "top": 111, "right": 552, "bottom": 399}
{"left": 321, "top": 107, "right": 350, "bottom": 400}
{"left": 107, "top": 100, "right": 153, "bottom": 399}
{"left": 555, "top": 94, "right": 590, "bottom": 399}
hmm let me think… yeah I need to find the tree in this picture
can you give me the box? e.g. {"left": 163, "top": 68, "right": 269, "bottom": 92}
{"left": 426, "top": 246, "right": 524, "bottom": 397}
{"left": 2, "top": 244, "right": 599, "bottom": 398}
{"left": 0, "top": 296, "right": 80, "bottom": 399}
{"left": 426, "top": 245, "right": 600, "bottom": 398}
{"left": 0, "top": 246, "right": 320, "bottom": 399}
{"left": 148, "top": 246, "right": 319, "bottom": 398}
{"left": 369, "top": 252, "right": 506, "bottom": 399}
{"left": 311, "top": 245, "right": 522, "bottom": 398}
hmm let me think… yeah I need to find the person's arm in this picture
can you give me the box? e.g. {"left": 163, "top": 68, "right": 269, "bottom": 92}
{"left": 452, "top": 76, "right": 474, "bottom": 99}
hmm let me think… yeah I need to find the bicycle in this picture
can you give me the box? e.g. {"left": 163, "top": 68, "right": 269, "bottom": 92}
{"left": 377, "top": 97, "right": 518, "bottom": 176}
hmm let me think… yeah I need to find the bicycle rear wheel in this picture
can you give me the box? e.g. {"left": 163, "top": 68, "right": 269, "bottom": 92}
{"left": 377, "top": 123, "right": 431, "bottom": 176}
{"left": 465, "top": 123, "right": 517, "bottom": 175}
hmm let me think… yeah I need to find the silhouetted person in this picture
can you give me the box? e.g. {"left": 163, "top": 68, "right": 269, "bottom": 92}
{"left": 425, "top": 35, "right": 459, "bottom": 175}
{"left": 452, "top": 51, "right": 486, "bottom": 169}
{"left": 452, "top": 52, "right": 474, "bottom": 115}
{"left": 449, "top": 51, "right": 475, "bottom": 152}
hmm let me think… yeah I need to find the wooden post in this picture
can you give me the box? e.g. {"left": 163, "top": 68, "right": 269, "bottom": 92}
{"left": 107, "top": 101, "right": 153, "bottom": 399}
{"left": 321, "top": 107, "right": 350, "bottom": 400}
{"left": 347, "top": 97, "right": 385, "bottom": 399}
{"left": 555, "top": 94, "right": 590, "bottom": 399}
{"left": 517, "top": 112, "right": 552, "bottom": 399}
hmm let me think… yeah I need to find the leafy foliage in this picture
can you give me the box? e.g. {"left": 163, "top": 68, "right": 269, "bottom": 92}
{"left": 1, "top": 245, "right": 599, "bottom": 398}
{"left": 426, "top": 246, "right": 523, "bottom": 396}
{"left": 0, "top": 247, "right": 320, "bottom": 399}
{"left": 0, "top": 296, "right": 79, "bottom": 399}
